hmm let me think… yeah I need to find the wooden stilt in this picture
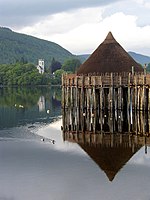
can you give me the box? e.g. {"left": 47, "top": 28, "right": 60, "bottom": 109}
{"left": 62, "top": 72, "right": 150, "bottom": 135}
{"left": 128, "top": 73, "right": 131, "bottom": 112}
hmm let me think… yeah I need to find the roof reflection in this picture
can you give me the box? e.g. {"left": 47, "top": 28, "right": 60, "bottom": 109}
{"left": 62, "top": 108, "right": 150, "bottom": 181}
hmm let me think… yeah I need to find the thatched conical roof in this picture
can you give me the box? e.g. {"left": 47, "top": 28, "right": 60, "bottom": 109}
{"left": 77, "top": 32, "right": 143, "bottom": 74}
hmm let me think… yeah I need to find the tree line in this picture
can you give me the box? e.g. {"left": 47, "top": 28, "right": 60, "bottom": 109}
{"left": 1, "top": 56, "right": 149, "bottom": 86}
{"left": 0, "top": 58, "right": 81, "bottom": 86}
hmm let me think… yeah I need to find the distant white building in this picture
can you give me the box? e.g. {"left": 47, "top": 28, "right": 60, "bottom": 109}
{"left": 37, "top": 59, "right": 44, "bottom": 74}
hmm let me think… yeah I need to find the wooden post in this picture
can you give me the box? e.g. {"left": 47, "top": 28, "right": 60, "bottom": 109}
{"left": 143, "top": 72, "right": 146, "bottom": 111}
{"left": 118, "top": 110, "right": 122, "bottom": 132}
{"left": 137, "top": 86, "right": 140, "bottom": 111}
{"left": 81, "top": 75, "right": 85, "bottom": 110}
{"left": 134, "top": 74, "right": 137, "bottom": 111}
{"left": 149, "top": 88, "right": 150, "bottom": 111}
{"left": 127, "top": 73, "right": 131, "bottom": 133}
{"left": 128, "top": 73, "right": 131, "bottom": 111}
{"left": 75, "top": 76, "right": 78, "bottom": 108}
{"left": 149, "top": 110, "right": 150, "bottom": 134}
{"left": 70, "top": 85, "right": 73, "bottom": 108}
{"left": 135, "top": 111, "right": 138, "bottom": 135}
{"left": 109, "top": 110, "right": 114, "bottom": 133}
{"left": 81, "top": 75, "right": 85, "bottom": 132}
{"left": 100, "top": 106, "right": 103, "bottom": 133}
{"left": 111, "top": 134, "right": 114, "bottom": 147}
{"left": 93, "top": 76, "right": 96, "bottom": 110}
{"left": 118, "top": 75, "right": 122, "bottom": 110}
{"left": 61, "top": 74, "right": 65, "bottom": 108}
{"left": 100, "top": 75, "right": 103, "bottom": 111}
{"left": 86, "top": 76, "right": 91, "bottom": 131}
{"left": 109, "top": 73, "right": 114, "bottom": 111}
{"left": 87, "top": 76, "right": 91, "bottom": 109}
{"left": 75, "top": 76, "right": 79, "bottom": 132}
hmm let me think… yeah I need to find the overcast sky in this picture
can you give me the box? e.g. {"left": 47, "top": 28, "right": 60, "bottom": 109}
{"left": 0, "top": 0, "right": 150, "bottom": 56}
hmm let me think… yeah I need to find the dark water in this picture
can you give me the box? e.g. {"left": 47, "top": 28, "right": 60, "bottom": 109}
{"left": 0, "top": 87, "right": 150, "bottom": 200}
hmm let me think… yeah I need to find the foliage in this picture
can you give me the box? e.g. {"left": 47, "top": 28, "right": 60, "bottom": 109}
{"left": 146, "top": 63, "right": 150, "bottom": 72}
{"left": 0, "top": 63, "right": 50, "bottom": 86}
{"left": 50, "top": 58, "right": 82, "bottom": 85}
{"left": 62, "top": 58, "right": 81, "bottom": 73}
{"left": 50, "top": 69, "right": 65, "bottom": 85}
{"left": 50, "top": 57, "right": 62, "bottom": 73}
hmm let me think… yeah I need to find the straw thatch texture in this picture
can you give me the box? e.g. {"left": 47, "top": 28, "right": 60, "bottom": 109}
{"left": 77, "top": 32, "right": 143, "bottom": 74}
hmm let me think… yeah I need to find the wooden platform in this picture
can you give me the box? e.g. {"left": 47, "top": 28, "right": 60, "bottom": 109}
{"left": 62, "top": 72, "right": 150, "bottom": 111}
{"left": 62, "top": 72, "right": 150, "bottom": 136}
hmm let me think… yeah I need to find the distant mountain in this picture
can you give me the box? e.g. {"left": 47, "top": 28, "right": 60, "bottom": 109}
{"left": 0, "top": 27, "right": 74, "bottom": 66}
{"left": 128, "top": 51, "right": 150, "bottom": 66}
{"left": 76, "top": 54, "right": 90, "bottom": 63}
{"left": 78, "top": 52, "right": 150, "bottom": 66}
{"left": 0, "top": 27, "right": 149, "bottom": 67}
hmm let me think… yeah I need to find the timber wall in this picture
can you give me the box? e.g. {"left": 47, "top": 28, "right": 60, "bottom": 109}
{"left": 62, "top": 72, "right": 150, "bottom": 135}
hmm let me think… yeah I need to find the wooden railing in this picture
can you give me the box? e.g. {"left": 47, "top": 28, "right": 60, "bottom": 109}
{"left": 62, "top": 72, "right": 150, "bottom": 87}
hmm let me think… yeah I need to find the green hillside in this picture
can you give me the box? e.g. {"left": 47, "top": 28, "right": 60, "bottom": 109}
{"left": 0, "top": 27, "right": 74, "bottom": 66}
{"left": 129, "top": 51, "right": 150, "bottom": 66}
{"left": 78, "top": 52, "right": 150, "bottom": 66}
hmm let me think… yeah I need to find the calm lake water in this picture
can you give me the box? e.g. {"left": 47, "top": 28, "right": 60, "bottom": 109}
{"left": 0, "top": 86, "right": 150, "bottom": 200}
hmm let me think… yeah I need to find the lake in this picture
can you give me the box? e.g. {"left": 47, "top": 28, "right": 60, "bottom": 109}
{"left": 0, "top": 86, "right": 150, "bottom": 200}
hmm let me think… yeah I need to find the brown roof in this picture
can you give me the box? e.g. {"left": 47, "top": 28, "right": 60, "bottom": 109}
{"left": 77, "top": 32, "right": 143, "bottom": 74}
{"left": 79, "top": 144, "right": 141, "bottom": 181}
{"left": 64, "top": 132, "right": 142, "bottom": 181}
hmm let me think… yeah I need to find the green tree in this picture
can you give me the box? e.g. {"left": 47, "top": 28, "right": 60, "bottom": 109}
{"left": 51, "top": 69, "right": 65, "bottom": 85}
{"left": 62, "top": 58, "right": 81, "bottom": 73}
{"left": 0, "top": 62, "right": 50, "bottom": 86}
{"left": 50, "top": 57, "right": 62, "bottom": 74}
{"left": 147, "top": 63, "right": 150, "bottom": 72}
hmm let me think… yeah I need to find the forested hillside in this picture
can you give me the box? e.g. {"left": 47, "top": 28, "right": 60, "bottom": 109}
{"left": 128, "top": 52, "right": 150, "bottom": 66}
{"left": 0, "top": 27, "right": 74, "bottom": 66}
{"left": 78, "top": 52, "right": 150, "bottom": 66}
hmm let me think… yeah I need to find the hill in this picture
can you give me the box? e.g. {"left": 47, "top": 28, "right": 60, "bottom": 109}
{"left": 0, "top": 27, "right": 74, "bottom": 66}
{"left": 78, "top": 52, "right": 150, "bottom": 66}
{"left": 76, "top": 54, "right": 90, "bottom": 63}
{"left": 0, "top": 27, "right": 150, "bottom": 68}
{"left": 128, "top": 51, "right": 150, "bottom": 66}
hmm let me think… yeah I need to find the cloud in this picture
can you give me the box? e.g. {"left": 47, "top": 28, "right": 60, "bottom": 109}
{"left": 1, "top": 0, "right": 150, "bottom": 56}
{"left": 18, "top": 7, "right": 150, "bottom": 56}
{"left": 19, "top": 7, "right": 104, "bottom": 37}
{"left": 0, "top": 0, "right": 121, "bottom": 28}
{"left": 102, "top": 0, "right": 150, "bottom": 27}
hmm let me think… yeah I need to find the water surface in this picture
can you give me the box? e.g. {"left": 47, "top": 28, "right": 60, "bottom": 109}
{"left": 0, "top": 87, "right": 150, "bottom": 200}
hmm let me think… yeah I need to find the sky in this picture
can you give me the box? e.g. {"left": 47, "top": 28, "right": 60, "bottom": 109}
{"left": 0, "top": 0, "right": 150, "bottom": 56}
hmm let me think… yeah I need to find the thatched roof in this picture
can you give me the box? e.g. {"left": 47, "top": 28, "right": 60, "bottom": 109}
{"left": 77, "top": 32, "right": 143, "bottom": 74}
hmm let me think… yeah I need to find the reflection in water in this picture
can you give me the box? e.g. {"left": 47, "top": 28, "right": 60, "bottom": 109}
{"left": 1, "top": 87, "right": 150, "bottom": 199}
{"left": 0, "top": 86, "right": 61, "bottom": 129}
{"left": 62, "top": 107, "right": 150, "bottom": 135}
{"left": 62, "top": 108, "right": 150, "bottom": 181}
{"left": 37, "top": 96, "right": 45, "bottom": 112}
